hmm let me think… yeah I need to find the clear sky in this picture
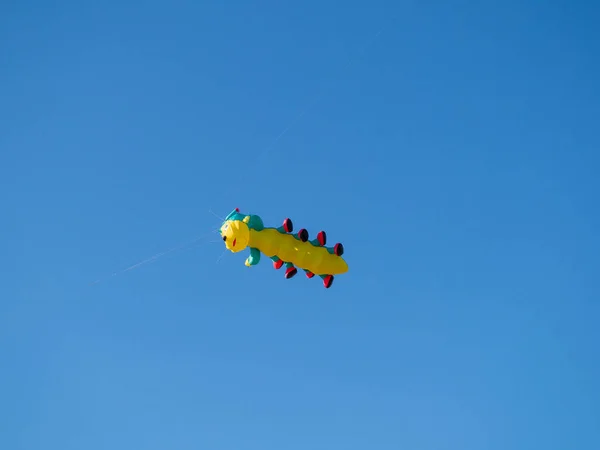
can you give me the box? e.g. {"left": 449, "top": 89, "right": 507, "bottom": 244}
{"left": 2, "top": 1, "right": 599, "bottom": 449}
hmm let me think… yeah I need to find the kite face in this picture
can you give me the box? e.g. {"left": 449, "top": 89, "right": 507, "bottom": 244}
{"left": 218, "top": 207, "right": 348, "bottom": 289}
{"left": 220, "top": 220, "right": 250, "bottom": 253}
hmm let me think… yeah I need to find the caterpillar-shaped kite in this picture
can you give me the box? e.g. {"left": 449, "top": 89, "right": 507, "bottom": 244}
{"left": 219, "top": 208, "right": 348, "bottom": 288}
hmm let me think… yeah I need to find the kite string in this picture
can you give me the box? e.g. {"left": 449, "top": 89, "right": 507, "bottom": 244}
{"left": 89, "top": 229, "right": 218, "bottom": 286}
{"left": 247, "top": 27, "right": 385, "bottom": 178}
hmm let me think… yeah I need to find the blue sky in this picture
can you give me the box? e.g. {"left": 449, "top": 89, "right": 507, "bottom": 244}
{"left": 2, "top": 0, "right": 599, "bottom": 449}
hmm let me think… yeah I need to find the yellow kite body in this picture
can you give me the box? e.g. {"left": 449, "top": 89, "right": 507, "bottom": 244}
{"left": 249, "top": 228, "right": 348, "bottom": 276}
{"left": 219, "top": 208, "right": 348, "bottom": 289}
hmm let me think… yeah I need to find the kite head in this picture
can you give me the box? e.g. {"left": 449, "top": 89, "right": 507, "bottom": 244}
{"left": 220, "top": 219, "right": 250, "bottom": 253}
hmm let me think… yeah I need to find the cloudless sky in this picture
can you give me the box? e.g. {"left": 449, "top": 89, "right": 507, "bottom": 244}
{"left": 2, "top": 1, "right": 599, "bottom": 449}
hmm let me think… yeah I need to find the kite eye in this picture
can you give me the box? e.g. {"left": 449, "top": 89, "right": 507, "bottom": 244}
{"left": 222, "top": 236, "right": 227, "bottom": 241}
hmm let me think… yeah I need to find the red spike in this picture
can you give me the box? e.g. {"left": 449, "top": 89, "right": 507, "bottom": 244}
{"left": 235, "top": 207, "right": 240, "bottom": 212}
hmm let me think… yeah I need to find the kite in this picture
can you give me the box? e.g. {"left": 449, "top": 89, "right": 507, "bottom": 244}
{"left": 219, "top": 208, "right": 348, "bottom": 288}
